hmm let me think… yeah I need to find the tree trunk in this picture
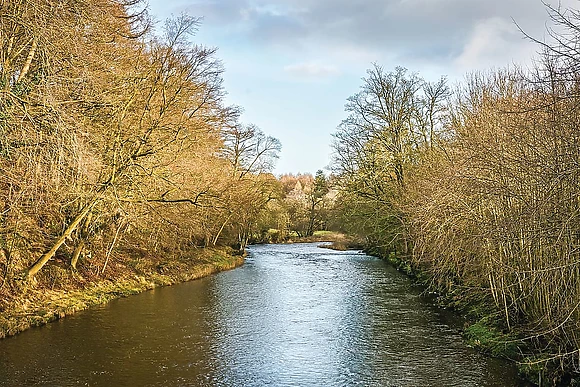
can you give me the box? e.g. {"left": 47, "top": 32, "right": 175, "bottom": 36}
{"left": 70, "top": 240, "right": 85, "bottom": 270}
{"left": 70, "top": 212, "right": 93, "bottom": 270}
{"left": 101, "top": 220, "right": 123, "bottom": 275}
{"left": 212, "top": 213, "right": 233, "bottom": 246}
{"left": 306, "top": 201, "right": 317, "bottom": 237}
{"left": 27, "top": 201, "right": 97, "bottom": 278}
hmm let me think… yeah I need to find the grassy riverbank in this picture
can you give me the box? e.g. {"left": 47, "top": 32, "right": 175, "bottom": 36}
{"left": 0, "top": 248, "right": 244, "bottom": 340}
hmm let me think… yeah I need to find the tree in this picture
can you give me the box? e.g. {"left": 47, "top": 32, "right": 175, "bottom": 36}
{"left": 0, "top": 0, "right": 152, "bottom": 278}
{"left": 207, "top": 122, "right": 282, "bottom": 247}
{"left": 222, "top": 123, "right": 281, "bottom": 178}
{"left": 331, "top": 65, "right": 441, "bottom": 253}
{"left": 305, "top": 170, "right": 329, "bottom": 236}
{"left": 0, "top": 7, "right": 238, "bottom": 278}
{"left": 335, "top": 65, "right": 422, "bottom": 190}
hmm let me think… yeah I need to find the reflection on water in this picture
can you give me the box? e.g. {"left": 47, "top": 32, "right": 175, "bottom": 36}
{"left": 0, "top": 243, "right": 524, "bottom": 386}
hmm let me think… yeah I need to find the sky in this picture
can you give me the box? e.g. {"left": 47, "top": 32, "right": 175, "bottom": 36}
{"left": 146, "top": 0, "right": 577, "bottom": 175}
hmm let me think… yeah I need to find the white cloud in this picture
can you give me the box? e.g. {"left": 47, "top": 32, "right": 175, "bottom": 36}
{"left": 153, "top": 0, "right": 580, "bottom": 72}
{"left": 454, "top": 17, "right": 536, "bottom": 72}
{"left": 283, "top": 62, "right": 340, "bottom": 78}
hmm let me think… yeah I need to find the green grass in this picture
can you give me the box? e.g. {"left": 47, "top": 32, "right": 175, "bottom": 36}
{"left": 313, "top": 230, "right": 334, "bottom": 236}
{"left": 464, "top": 320, "right": 519, "bottom": 358}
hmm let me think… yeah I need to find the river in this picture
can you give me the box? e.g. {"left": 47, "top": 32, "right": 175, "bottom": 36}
{"left": 0, "top": 243, "right": 524, "bottom": 386}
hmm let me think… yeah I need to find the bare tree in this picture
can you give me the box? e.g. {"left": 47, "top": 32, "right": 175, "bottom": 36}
{"left": 222, "top": 123, "right": 281, "bottom": 178}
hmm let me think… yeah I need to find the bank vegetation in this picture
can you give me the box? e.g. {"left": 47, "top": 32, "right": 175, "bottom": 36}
{"left": 331, "top": 3, "right": 580, "bottom": 384}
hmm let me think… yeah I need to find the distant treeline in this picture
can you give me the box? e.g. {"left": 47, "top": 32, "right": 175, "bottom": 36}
{"left": 330, "top": 3, "right": 580, "bottom": 384}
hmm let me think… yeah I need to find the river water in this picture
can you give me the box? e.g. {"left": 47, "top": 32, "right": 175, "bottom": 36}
{"left": 0, "top": 243, "right": 524, "bottom": 386}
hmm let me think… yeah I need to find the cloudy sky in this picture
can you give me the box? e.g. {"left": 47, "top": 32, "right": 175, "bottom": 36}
{"left": 147, "top": 0, "right": 576, "bottom": 175}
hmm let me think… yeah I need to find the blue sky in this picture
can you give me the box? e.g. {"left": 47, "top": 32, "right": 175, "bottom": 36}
{"left": 146, "top": 0, "right": 574, "bottom": 175}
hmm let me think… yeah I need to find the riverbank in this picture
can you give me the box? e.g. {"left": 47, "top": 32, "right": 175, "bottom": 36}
{"left": 285, "top": 231, "right": 365, "bottom": 250}
{"left": 0, "top": 247, "right": 244, "bottom": 340}
{"left": 363, "top": 244, "right": 571, "bottom": 386}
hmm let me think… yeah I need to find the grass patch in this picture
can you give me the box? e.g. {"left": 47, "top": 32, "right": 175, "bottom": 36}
{"left": 464, "top": 319, "right": 519, "bottom": 358}
{"left": 313, "top": 230, "right": 335, "bottom": 237}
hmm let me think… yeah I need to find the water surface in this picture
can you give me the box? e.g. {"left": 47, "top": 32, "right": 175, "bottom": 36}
{"left": 0, "top": 243, "right": 523, "bottom": 386}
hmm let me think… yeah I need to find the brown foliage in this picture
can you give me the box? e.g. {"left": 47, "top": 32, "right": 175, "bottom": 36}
{"left": 0, "top": 1, "right": 280, "bottom": 288}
